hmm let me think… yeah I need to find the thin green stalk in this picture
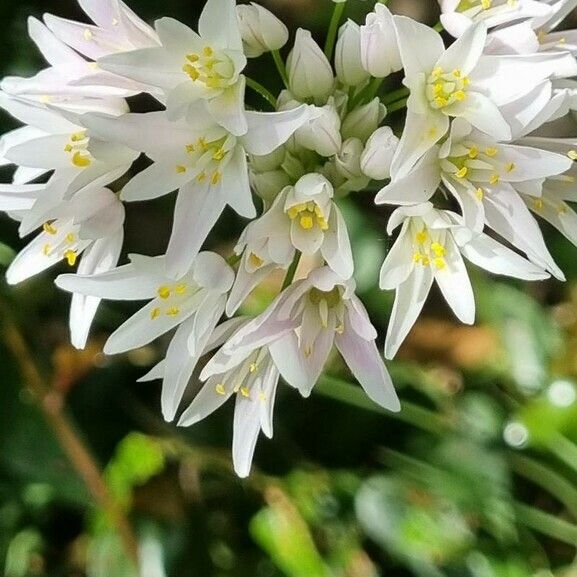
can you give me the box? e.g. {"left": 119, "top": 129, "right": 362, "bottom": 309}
{"left": 547, "top": 433, "right": 577, "bottom": 476}
{"left": 246, "top": 77, "right": 277, "bottom": 109}
{"left": 434, "top": 21, "right": 444, "bottom": 33}
{"left": 510, "top": 453, "right": 577, "bottom": 518}
{"left": 281, "top": 251, "right": 302, "bottom": 291}
{"left": 514, "top": 503, "right": 577, "bottom": 546}
{"left": 271, "top": 50, "right": 289, "bottom": 88}
{"left": 324, "top": 1, "right": 346, "bottom": 61}
{"left": 387, "top": 97, "right": 408, "bottom": 114}
{"left": 227, "top": 253, "right": 242, "bottom": 267}
{"left": 316, "top": 374, "right": 447, "bottom": 435}
{"left": 383, "top": 86, "right": 410, "bottom": 105}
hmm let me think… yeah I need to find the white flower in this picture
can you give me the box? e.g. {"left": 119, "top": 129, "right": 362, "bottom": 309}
{"left": 55, "top": 252, "right": 234, "bottom": 359}
{"left": 291, "top": 98, "right": 342, "bottom": 157}
{"left": 359, "top": 4, "right": 402, "bottom": 78}
{"left": 336, "top": 20, "right": 370, "bottom": 87}
{"left": 176, "top": 318, "right": 282, "bottom": 478}
{"left": 225, "top": 267, "right": 401, "bottom": 411}
{"left": 98, "top": 0, "right": 248, "bottom": 135}
{"left": 236, "top": 2, "right": 289, "bottom": 58}
{"left": 377, "top": 119, "right": 572, "bottom": 278}
{"left": 287, "top": 29, "right": 335, "bottom": 104}
{"left": 81, "top": 103, "right": 312, "bottom": 277}
{"left": 360, "top": 126, "right": 399, "bottom": 180}
{"left": 0, "top": 91, "right": 138, "bottom": 235}
{"left": 7, "top": 186, "right": 125, "bottom": 349}
{"left": 380, "top": 203, "right": 549, "bottom": 358}
{"left": 227, "top": 172, "right": 354, "bottom": 314}
{"left": 391, "top": 17, "right": 577, "bottom": 178}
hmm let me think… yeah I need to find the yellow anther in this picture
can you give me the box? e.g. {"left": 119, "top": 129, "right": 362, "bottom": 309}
{"left": 197, "top": 137, "right": 207, "bottom": 149}
{"left": 64, "top": 144, "right": 73, "bottom": 153}
{"left": 186, "top": 54, "right": 200, "bottom": 63}
{"left": 335, "top": 323, "right": 345, "bottom": 335}
{"left": 65, "top": 233, "right": 76, "bottom": 244}
{"left": 533, "top": 198, "right": 543, "bottom": 210}
{"left": 203, "top": 46, "right": 214, "bottom": 57}
{"left": 453, "top": 69, "right": 462, "bottom": 78}
{"left": 413, "top": 252, "right": 423, "bottom": 263}
{"left": 212, "top": 148, "right": 225, "bottom": 161}
{"left": 568, "top": 150, "right": 577, "bottom": 160}
{"left": 64, "top": 250, "right": 78, "bottom": 266}
{"left": 505, "top": 162, "right": 516, "bottom": 173}
{"left": 481, "top": 0, "right": 492, "bottom": 8}
{"left": 72, "top": 151, "right": 91, "bottom": 168}
{"left": 175, "top": 165, "right": 187, "bottom": 174}
{"left": 182, "top": 64, "right": 200, "bottom": 80}
{"left": 558, "top": 203, "right": 568, "bottom": 214}
{"left": 432, "top": 67, "right": 443, "bottom": 78}
{"left": 455, "top": 166, "right": 468, "bottom": 179}
{"left": 435, "top": 96, "right": 449, "bottom": 108}
{"left": 453, "top": 90, "right": 466, "bottom": 102}
{"left": 434, "top": 257, "right": 446, "bottom": 269}
{"left": 150, "top": 307, "right": 161, "bottom": 320}
{"left": 258, "top": 392, "right": 267, "bottom": 402}
{"left": 304, "top": 346, "right": 312, "bottom": 358}
{"left": 485, "top": 147, "right": 498, "bottom": 157}
{"left": 186, "top": 144, "right": 195, "bottom": 153}
{"left": 157, "top": 286, "right": 171, "bottom": 299}
{"left": 476, "top": 188, "right": 485, "bottom": 200}
{"left": 431, "top": 242, "right": 445, "bottom": 257}
{"left": 300, "top": 214, "right": 314, "bottom": 230}
{"left": 416, "top": 230, "right": 428, "bottom": 244}
{"left": 249, "top": 363, "right": 258, "bottom": 373}
{"left": 468, "top": 147, "right": 479, "bottom": 159}
{"left": 240, "top": 386, "right": 250, "bottom": 398}
{"left": 317, "top": 217, "right": 329, "bottom": 231}
{"left": 490, "top": 174, "right": 500, "bottom": 185}
{"left": 175, "top": 283, "right": 187, "bottom": 294}
{"left": 43, "top": 222, "right": 57, "bottom": 235}
{"left": 248, "top": 252, "right": 264, "bottom": 268}
{"left": 215, "top": 383, "right": 226, "bottom": 395}
{"left": 43, "top": 244, "right": 52, "bottom": 256}
{"left": 434, "top": 82, "right": 445, "bottom": 96}
{"left": 166, "top": 307, "right": 180, "bottom": 317}
{"left": 70, "top": 132, "right": 86, "bottom": 142}
{"left": 197, "top": 172, "right": 207, "bottom": 182}
{"left": 463, "top": 77, "right": 470, "bottom": 87}
{"left": 211, "top": 171, "right": 221, "bottom": 185}
{"left": 421, "top": 256, "right": 430, "bottom": 266}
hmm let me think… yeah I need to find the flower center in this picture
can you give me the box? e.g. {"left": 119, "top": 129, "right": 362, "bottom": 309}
{"left": 64, "top": 131, "right": 92, "bottom": 168}
{"left": 308, "top": 286, "right": 345, "bottom": 333}
{"left": 42, "top": 221, "right": 82, "bottom": 266}
{"left": 214, "top": 349, "right": 269, "bottom": 401}
{"left": 286, "top": 201, "right": 329, "bottom": 231}
{"left": 150, "top": 282, "right": 192, "bottom": 320}
{"left": 426, "top": 67, "right": 469, "bottom": 110}
{"left": 182, "top": 45, "right": 235, "bottom": 90}
{"left": 411, "top": 226, "right": 447, "bottom": 270}
{"left": 456, "top": 0, "right": 518, "bottom": 13}
{"left": 174, "top": 134, "right": 234, "bottom": 185}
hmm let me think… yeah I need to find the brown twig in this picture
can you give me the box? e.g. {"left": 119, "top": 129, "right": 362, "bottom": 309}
{"left": 0, "top": 300, "right": 140, "bottom": 566}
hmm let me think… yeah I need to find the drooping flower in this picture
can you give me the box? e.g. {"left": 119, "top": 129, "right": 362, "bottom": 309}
{"left": 98, "top": 0, "right": 248, "bottom": 134}
{"left": 225, "top": 267, "right": 401, "bottom": 411}
{"left": 380, "top": 203, "right": 549, "bottom": 359}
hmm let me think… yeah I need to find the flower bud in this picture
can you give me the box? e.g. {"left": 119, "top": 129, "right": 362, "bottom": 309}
{"left": 250, "top": 170, "right": 292, "bottom": 203}
{"left": 360, "top": 4, "right": 402, "bottom": 78}
{"left": 361, "top": 126, "right": 399, "bottom": 180}
{"left": 342, "top": 97, "right": 386, "bottom": 143}
{"left": 335, "top": 20, "right": 370, "bottom": 87}
{"left": 294, "top": 100, "right": 342, "bottom": 157}
{"left": 237, "top": 3, "right": 289, "bottom": 58}
{"left": 287, "top": 29, "right": 334, "bottom": 103}
{"left": 335, "top": 138, "right": 364, "bottom": 180}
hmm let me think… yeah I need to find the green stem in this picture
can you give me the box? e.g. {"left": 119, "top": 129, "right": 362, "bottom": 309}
{"left": 227, "top": 253, "right": 242, "bottom": 267}
{"left": 387, "top": 97, "right": 408, "bottom": 114}
{"left": 281, "top": 251, "right": 302, "bottom": 291}
{"left": 434, "top": 21, "right": 444, "bottom": 33}
{"left": 509, "top": 454, "right": 577, "bottom": 518}
{"left": 246, "top": 77, "right": 277, "bottom": 109}
{"left": 271, "top": 50, "right": 289, "bottom": 88}
{"left": 383, "top": 86, "right": 410, "bottom": 105}
{"left": 515, "top": 503, "right": 577, "bottom": 546}
{"left": 316, "top": 374, "right": 447, "bottom": 435}
{"left": 546, "top": 433, "right": 577, "bottom": 476}
{"left": 324, "top": 2, "right": 346, "bottom": 61}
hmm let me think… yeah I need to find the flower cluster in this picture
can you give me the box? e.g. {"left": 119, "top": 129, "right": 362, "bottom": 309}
{"left": 2, "top": 0, "right": 577, "bottom": 477}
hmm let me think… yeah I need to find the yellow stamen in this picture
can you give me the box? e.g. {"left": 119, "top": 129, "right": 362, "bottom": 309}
{"left": 72, "top": 151, "right": 91, "bottom": 168}
{"left": 150, "top": 307, "right": 161, "bottom": 320}
{"left": 455, "top": 166, "right": 468, "bottom": 179}
{"left": 300, "top": 215, "right": 314, "bottom": 230}
{"left": 43, "top": 223, "right": 57, "bottom": 235}
{"left": 176, "top": 165, "right": 187, "bottom": 174}
{"left": 416, "top": 231, "right": 428, "bottom": 244}
{"left": 157, "top": 286, "right": 171, "bottom": 299}
{"left": 434, "top": 257, "right": 446, "bottom": 269}
{"left": 166, "top": 307, "right": 180, "bottom": 317}
{"left": 215, "top": 383, "right": 226, "bottom": 395}
{"left": 175, "top": 283, "right": 187, "bottom": 294}
{"left": 485, "top": 147, "right": 498, "bottom": 157}
{"left": 248, "top": 253, "right": 264, "bottom": 268}
{"left": 468, "top": 147, "right": 479, "bottom": 159}
{"left": 64, "top": 250, "right": 78, "bottom": 266}
{"left": 505, "top": 162, "right": 516, "bottom": 173}
{"left": 249, "top": 363, "right": 258, "bottom": 373}
{"left": 490, "top": 174, "right": 500, "bottom": 185}
{"left": 431, "top": 242, "right": 445, "bottom": 257}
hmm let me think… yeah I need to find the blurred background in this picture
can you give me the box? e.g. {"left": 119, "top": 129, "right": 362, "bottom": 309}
{"left": 3, "top": 1, "right": 577, "bottom": 576}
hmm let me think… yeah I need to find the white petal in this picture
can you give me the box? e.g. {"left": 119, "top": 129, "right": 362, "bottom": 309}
{"left": 206, "top": 77, "right": 248, "bottom": 137}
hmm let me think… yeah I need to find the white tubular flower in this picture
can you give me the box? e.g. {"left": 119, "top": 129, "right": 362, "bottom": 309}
{"left": 380, "top": 203, "right": 549, "bottom": 359}
{"left": 377, "top": 119, "right": 571, "bottom": 278}
{"left": 391, "top": 17, "right": 577, "bottom": 178}
{"left": 359, "top": 4, "right": 402, "bottom": 78}
{"left": 0, "top": 92, "right": 138, "bottom": 235}
{"left": 81, "top": 104, "right": 312, "bottom": 278}
{"left": 173, "top": 317, "right": 281, "bottom": 478}
{"left": 335, "top": 138, "right": 365, "bottom": 181}
{"left": 224, "top": 267, "right": 401, "bottom": 411}
{"left": 292, "top": 99, "right": 342, "bottom": 157}
{"left": 44, "top": 0, "right": 160, "bottom": 61}
{"left": 55, "top": 251, "right": 234, "bottom": 358}
{"left": 7, "top": 187, "right": 125, "bottom": 349}
{"left": 439, "top": 0, "right": 552, "bottom": 39}
{"left": 336, "top": 20, "right": 370, "bottom": 87}
{"left": 360, "top": 126, "right": 399, "bottom": 180}
{"left": 341, "top": 97, "right": 386, "bottom": 143}
{"left": 287, "top": 29, "right": 335, "bottom": 104}
{"left": 98, "top": 0, "right": 248, "bottom": 135}
{"left": 236, "top": 2, "right": 289, "bottom": 58}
